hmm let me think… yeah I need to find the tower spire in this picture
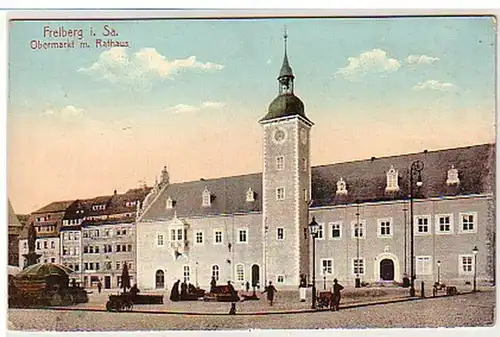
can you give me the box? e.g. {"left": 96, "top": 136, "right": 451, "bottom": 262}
{"left": 278, "top": 27, "right": 294, "bottom": 95}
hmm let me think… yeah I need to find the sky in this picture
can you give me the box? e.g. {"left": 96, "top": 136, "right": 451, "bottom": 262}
{"left": 7, "top": 16, "right": 497, "bottom": 214}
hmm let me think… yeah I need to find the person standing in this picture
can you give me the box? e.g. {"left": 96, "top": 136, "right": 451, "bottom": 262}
{"left": 331, "top": 278, "right": 344, "bottom": 311}
{"left": 169, "top": 279, "right": 180, "bottom": 302}
{"left": 299, "top": 274, "right": 307, "bottom": 302}
{"left": 210, "top": 276, "right": 217, "bottom": 293}
{"left": 180, "top": 280, "right": 188, "bottom": 300}
{"left": 97, "top": 280, "right": 102, "bottom": 294}
{"left": 262, "top": 281, "right": 277, "bottom": 306}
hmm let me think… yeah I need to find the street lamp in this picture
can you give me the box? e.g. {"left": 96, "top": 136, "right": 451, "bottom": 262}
{"left": 437, "top": 260, "right": 441, "bottom": 285}
{"left": 195, "top": 262, "right": 199, "bottom": 287}
{"left": 409, "top": 160, "right": 424, "bottom": 297}
{"left": 472, "top": 246, "right": 478, "bottom": 292}
{"left": 309, "top": 217, "right": 319, "bottom": 309}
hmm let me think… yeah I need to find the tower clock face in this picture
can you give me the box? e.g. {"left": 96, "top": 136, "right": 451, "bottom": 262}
{"left": 300, "top": 129, "right": 307, "bottom": 145}
{"left": 273, "top": 128, "right": 287, "bottom": 144}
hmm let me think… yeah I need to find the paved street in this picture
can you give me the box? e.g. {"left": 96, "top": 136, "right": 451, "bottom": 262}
{"left": 8, "top": 289, "right": 496, "bottom": 331}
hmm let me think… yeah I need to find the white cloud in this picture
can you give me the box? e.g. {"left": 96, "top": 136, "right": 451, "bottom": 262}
{"left": 43, "top": 105, "right": 84, "bottom": 117}
{"left": 336, "top": 49, "right": 401, "bottom": 79}
{"left": 167, "top": 101, "right": 226, "bottom": 114}
{"left": 405, "top": 54, "right": 440, "bottom": 65}
{"left": 78, "top": 47, "right": 224, "bottom": 88}
{"left": 413, "top": 80, "right": 456, "bottom": 92}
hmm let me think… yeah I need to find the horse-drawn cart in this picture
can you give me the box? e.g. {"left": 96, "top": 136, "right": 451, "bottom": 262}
{"left": 106, "top": 293, "right": 134, "bottom": 312}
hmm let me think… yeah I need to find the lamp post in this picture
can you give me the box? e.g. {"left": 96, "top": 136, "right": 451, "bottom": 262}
{"left": 195, "top": 262, "right": 199, "bottom": 287}
{"left": 472, "top": 246, "right": 478, "bottom": 292}
{"left": 309, "top": 217, "right": 319, "bottom": 309}
{"left": 409, "top": 160, "right": 424, "bottom": 297}
{"left": 355, "top": 201, "right": 361, "bottom": 288}
{"left": 437, "top": 260, "right": 441, "bottom": 285}
{"left": 403, "top": 207, "right": 408, "bottom": 275}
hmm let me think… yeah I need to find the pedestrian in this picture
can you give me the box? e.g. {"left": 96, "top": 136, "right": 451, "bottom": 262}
{"left": 262, "top": 281, "right": 277, "bottom": 306}
{"left": 299, "top": 274, "right": 307, "bottom": 302}
{"left": 169, "top": 279, "right": 180, "bottom": 302}
{"left": 210, "top": 276, "right": 217, "bottom": 293}
{"left": 180, "top": 280, "right": 188, "bottom": 300}
{"left": 245, "top": 281, "right": 250, "bottom": 293}
{"left": 331, "top": 278, "right": 344, "bottom": 311}
{"left": 97, "top": 280, "right": 102, "bottom": 294}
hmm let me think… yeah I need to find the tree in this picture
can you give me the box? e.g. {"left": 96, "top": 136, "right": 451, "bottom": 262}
{"left": 121, "top": 263, "right": 131, "bottom": 292}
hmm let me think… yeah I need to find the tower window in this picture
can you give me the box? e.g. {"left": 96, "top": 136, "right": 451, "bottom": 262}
{"left": 276, "top": 187, "right": 285, "bottom": 200}
{"left": 446, "top": 165, "right": 460, "bottom": 185}
{"left": 166, "top": 197, "right": 174, "bottom": 209}
{"left": 246, "top": 188, "right": 255, "bottom": 202}
{"left": 202, "top": 187, "right": 211, "bottom": 207}
{"left": 336, "top": 178, "right": 348, "bottom": 195}
{"left": 276, "top": 156, "right": 285, "bottom": 170}
{"left": 302, "top": 158, "right": 307, "bottom": 171}
{"left": 277, "top": 227, "right": 284, "bottom": 240}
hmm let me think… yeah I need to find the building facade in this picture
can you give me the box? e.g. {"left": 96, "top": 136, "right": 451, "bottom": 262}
{"left": 8, "top": 200, "right": 24, "bottom": 266}
{"left": 135, "top": 34, "right": 495, "bottom": 291}
{"left": 18, "top": 200, "right": 75, "bottom": 267}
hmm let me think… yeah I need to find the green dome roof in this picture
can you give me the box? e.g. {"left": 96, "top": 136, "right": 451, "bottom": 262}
{"left": 260, "top": 94, "right": 310, "bottom": 123}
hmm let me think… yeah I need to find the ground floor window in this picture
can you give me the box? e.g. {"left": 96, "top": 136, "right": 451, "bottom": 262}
{"left": 353, "top": 258, "right": 365, "bottom": 275}
{"left": 416, "top": 256, "right": 432, "bottom": 275}
{"left": 212, "top": 265, "right": 220, "bottom": 281}
{"left": 277, "top": 275, "right": 284, "bottom": 283}
{"left": 236, "top": 264, "right": 245, "bottom": 282}
{"left": 321, "top": 259, "right": 333, "bottom": 274}
{"left": 459, "top": 255, "right": 474, "bottom": 274}
{"left": 155, "top": 270, "right": 165, "bottom": 289}
{"left": 183, "top": 266, "right": 190, "bottom": 283}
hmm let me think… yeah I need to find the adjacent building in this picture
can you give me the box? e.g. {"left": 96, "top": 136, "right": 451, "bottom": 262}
{"left": 135, "top": 34, "right": 495, "bottom": 291}
{"left": 18, "top": 200, "right": 75, "bottom": 267}
{"left": 8, "top": 199, "right": 24, "bottom": 266}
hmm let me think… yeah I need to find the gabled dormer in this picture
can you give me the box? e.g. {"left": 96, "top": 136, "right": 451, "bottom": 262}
{"left": 166, "top": 196, "right": 175, "bottom": 209}
{"left": 246, "top": 187, "right": 255, "bottom": 202}
{"left": 385, "top": 165, "right": 400, "bottom": 192}
{"left": 336, "top": 177, "right": 348, "bottom": 195}
{"left": 202, "top": 187, "right": 212, "bottom": 207}
{"left": 446, "top": 165, "right": 460, "bottom": 186}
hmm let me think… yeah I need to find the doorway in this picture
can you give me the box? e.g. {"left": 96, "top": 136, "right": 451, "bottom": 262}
{"left": 251, "top": 264, "right": 260, "bottom": 288}
{"left": 104, "top": 276, "right": 111, "bottom": 289}
{"left": 380, "top": 259, "right": 395, "bottom": 281}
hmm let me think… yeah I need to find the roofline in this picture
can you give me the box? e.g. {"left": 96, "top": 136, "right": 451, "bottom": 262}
{"left": 311, "top": 142, "right": 495, "bottom": 169}
{"left": 258, "top": 111, "right": 314, "bottom": 126}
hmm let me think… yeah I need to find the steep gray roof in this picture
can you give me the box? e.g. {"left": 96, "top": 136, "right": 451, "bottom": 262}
{"left": 141, "top": 143, "right": 494, "bottom": 221}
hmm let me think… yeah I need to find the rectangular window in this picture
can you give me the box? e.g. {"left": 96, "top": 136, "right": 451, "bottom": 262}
{"left": 276, "top": 187, "right": 285, "bottom": 200}
{"left": 116, "top": 262, "right": 121, "bottom": 270}
{"left": 436, "top": 214, "right": 453, "bottom": 234}
{"left": 330, "top": 222, "right": 341, "bottom": 239}
{"left": 127, "top": 244, "right": 132, "bottom": 252}
{"left": 89, "top": 246, "right": 94, "bottom": 254}
{"left": 177, "top": 229, "right": 183, "bottom": 241}
{"left": 74, "top": 264, "right": 79, "bottom": 272}
{"left": 459, "top": 255, "right": 474, "bottom": 274}
{"left": 214, "top": 230, "right": 223, "bottom": 244}
{"left": 460, "top": 213, "right": 477, "bottom": 233}
{"left": 195, "top": 231, "right": 204, "bottom": 244}
{"left": 116, "top": 245, "right": 121, "bottom": 252}
{"left": 83, "top": 230, "right": 88, "bottom": 238}
{"left": 302, "top": 157, "right": 307, "bottom": 172}
{"left": 170, "top": 229, "right": 176, "bottom": 241}
{"left": 51, "top": 257, "right": 55, "bottom": 263}
{"left": 122, "top": 245, "right": 126, "bottom": 252}
{"left": 277, "top": 227, "right": 284, "bottom": 240}
{"left": 63, "top": 247, "right": 68, "bottom": 256}
{"left": 183, "top": 266, "right": 190, "bottom": 282}
{"left": 69, "top": 232, "right": 74, "bottom": 240}
{"left": 89, "top": 263, "right": 94, "bottom": 271}
{"left": 238, "top": 229, "right": 248, "bottom": 243}
{"left": 353, "top": 258, "right": 365, "bottom": 275}
{"left": 83, "top": 246, "right": 88, "bottom": 254}
{"left": 317, "top": 223, "right": 324, "bottom": 240}
{"left": 95, "top": 263, "right": 100, "bottom": 271}
{"left": 84, "top": 263, "right": 88, "bottom": 271}
{"left": 236, "top": 264, "right": 245, "bottom": 282}
{"left": 321, "top": 259, "right": 333, "bottom": 274}
{"left": 378, "top": 219, "right": 392, "bottom": 237}
{"left": 44, "top": 241, "right": 48, "bottom": 249}
{"left": 415, "top": 216, "right": 430, "bottom": 234}
{"left": 416, "top": 256, "right": 433, "bottom": 275}
{"left": 51, "top": 241, "right": 55, "bottom": 249}
{"left": 36, "top": 241, "right": 40, "bottom": 250}
{"left": 277, "top": 275, "right": 285, "bottom": 283}
{"left": 276, "top": 156, "right": 284, "bottom": 170}
{"left": 352, "top": 220, "right": 365, "bottom": 238}
{"left": 95, "top": 246, "right": 99, "bottom": 254}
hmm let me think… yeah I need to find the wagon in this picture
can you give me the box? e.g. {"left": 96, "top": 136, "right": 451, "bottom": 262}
{"left": 316, "top": 291, "right": 333, "bottom": 309}
{"left": 203, "top": 285, "right": 239, "bottom": 302}
{"left": 106, "top": 293, "right": 134, "bottom": 312}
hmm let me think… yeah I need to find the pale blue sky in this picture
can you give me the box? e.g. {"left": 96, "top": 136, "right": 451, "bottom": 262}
{"left": 8, "top": 17, "right": 497, "bottom": 213}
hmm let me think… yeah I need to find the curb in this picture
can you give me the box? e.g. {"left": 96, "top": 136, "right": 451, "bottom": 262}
{"left": 17, "top": 291, "right": 478, "bottom": 316}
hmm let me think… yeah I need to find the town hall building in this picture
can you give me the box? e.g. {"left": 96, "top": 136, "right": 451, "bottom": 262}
{"left": 135, "top": 34, "right": 495, "bottom": 291}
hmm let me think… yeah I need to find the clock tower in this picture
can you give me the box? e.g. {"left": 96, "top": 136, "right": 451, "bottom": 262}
{"left": 259, "top": 30, "right": 313, "bottom": 288}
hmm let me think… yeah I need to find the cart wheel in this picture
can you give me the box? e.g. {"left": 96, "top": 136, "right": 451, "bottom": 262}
{"left": 49, "top": 293, "right": 62, "bottom": 306}
{"left": 62, "top": 293, "right": 75, "bottom": 306}
{"left": 106, "top": 301, "right": 112, "bottom": 312}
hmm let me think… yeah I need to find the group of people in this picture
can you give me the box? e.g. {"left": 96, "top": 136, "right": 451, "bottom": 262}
{"left": 169, "top": 279, "right": 200, "bottom": 301}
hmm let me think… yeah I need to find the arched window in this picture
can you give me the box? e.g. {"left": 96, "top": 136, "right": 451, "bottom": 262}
{"left": 212, "top": 265, "right": 220, "bottom": 281}
{"left": 155, "top": 270, "right": 165, "bottom": 289}
{"left": 236, "top": 264, "right": 245, "bottom": 282}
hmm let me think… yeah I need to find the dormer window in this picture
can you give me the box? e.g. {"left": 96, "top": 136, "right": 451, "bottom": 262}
{"left": 446, "top": 165, "right": 460, "bottom": 186}
{"left": 246, "top": 188, "right": 255, "bottom": 202}
{"left": 336, "top": 177, "right": 348, "bottom": 195}
{"left": 202, "top": 187, "right": 211, "bottom": 207}
{"left": 166, "top": 196, "right": 174, "bottom": 209}
{"left": 385, "top": 165, "right": 400, "bottom": 192}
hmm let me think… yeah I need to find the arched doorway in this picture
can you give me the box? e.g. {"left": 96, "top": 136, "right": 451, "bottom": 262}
{"left": 155, "top": 270, "right": 165, "bottom": 289}
{"left": 380, "top": 259, "right": 394, "bottom": 281}
{"left": 251, "top": 264, "right": 260, "bottom": 288}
